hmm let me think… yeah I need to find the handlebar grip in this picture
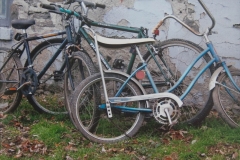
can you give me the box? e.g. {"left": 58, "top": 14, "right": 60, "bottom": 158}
{"left": 96, "top": 3, "right": 106, "bottom": 9}
{"left": 40, "top": 3, "right": 56, "bottom": 10}
{"left": 152, "top": 20, "right": 163, "bottom": 34}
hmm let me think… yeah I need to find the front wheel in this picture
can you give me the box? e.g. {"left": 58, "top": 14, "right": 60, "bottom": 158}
{"left": 69, "top": 73, "right": 146, "bottom": 143}
{"left": 213, "top": 68, "right": 240, "bottom": 128}
{"left": 0, "top": 48, "right": 23, "bottom": 113}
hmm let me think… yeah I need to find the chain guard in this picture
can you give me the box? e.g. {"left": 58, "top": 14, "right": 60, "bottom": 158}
{"left": 20, "top": 68, "right": 38, "bottom": 95}
{"left": 153, "top": 98, "right": 180, "bottom": 125}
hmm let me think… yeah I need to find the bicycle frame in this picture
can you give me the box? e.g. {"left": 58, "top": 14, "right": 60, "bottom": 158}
{"left": 103, "top": 40, "right": 240, "bottom": 114}
{"left": 0, "top": 31, "right": 66, "bottom": 83}
{"left": 58, "top": 7, "right": 174, "bottom": 88}
{"left": 0, "top": 6, "right": 170, "bottom": 94}
{"left": 77, "top": 21, "right": 149, "bottom": 72}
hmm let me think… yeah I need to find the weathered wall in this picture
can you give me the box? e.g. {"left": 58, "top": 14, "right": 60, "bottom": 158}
{"left": 94, "top": 0, "right": 240, "bottom": 68}
{"left": 1, "top": 0, "right": 240, "bottom": 68}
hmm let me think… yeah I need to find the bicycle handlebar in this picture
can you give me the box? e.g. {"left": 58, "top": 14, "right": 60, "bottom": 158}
{"left": 64, "top": 0, "right": 106, "bottom": 9}
{"left": 198, "top": 0, "right": 215, "bottom": 31}
{"left": 40, "top": 3, "right": 64, "bottom": 15}
{"left": 40, "top": 3, "right": 81, "bottom": 18}
{"left": 40, "top": 4, "right": 56, "bottom": 10}
{"left": 152, "top": 0, "right": 215, "bottom": 36}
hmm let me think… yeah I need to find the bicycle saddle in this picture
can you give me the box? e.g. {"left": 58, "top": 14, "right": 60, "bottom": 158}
{"left": 90, "top": 34, "right": 155, "bottom": 48}
{"left": 11, "top": 19, "right": 35, "bottom": 30}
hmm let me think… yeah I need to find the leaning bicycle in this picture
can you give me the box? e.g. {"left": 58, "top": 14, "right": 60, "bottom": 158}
{"left": 0, "top": 15, "right": 97, "bottom": 114}
{"left": 41, "top": 0, "right": 214, "bottom": 125}
{"left": 69, "top": 0, "right": 239, "bottom": 143}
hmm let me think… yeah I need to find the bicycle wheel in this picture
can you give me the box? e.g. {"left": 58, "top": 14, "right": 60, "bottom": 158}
{"left": 70, "top": 73, "right": 146, "bottom": 143}
{"left": 213, "top": 68, "right": 240, "bottom": 128}
{"left": 64, "top": 51, "right": 97, "bottom": 115}
{"left": 143, "top": 39, "right": 214, "bottom": 125}
{"left": 0, "top": 47, "right": 23, "bottom": 113}
{"left": 26, "top": 38, "right": 96, "bottom": 114}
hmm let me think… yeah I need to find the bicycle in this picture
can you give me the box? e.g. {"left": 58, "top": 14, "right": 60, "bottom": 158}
{"left": 67, "top": 0, "right": 239, "bottom": 143}
{"left": 0, "top": 15, "right": 97, "bottom": 114}
{"left": 151, "top": 1, "right": 240, "bottom": 128}
{"left": 41, "top": 0, "right": 214, "bottom": 125}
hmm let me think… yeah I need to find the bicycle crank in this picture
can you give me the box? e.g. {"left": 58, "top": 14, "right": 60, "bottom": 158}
{"left": 153, "top": 98, "right": 181, "bottom": 125}
{"left": 20, "top": 68, "right": 38, "bottom": 95}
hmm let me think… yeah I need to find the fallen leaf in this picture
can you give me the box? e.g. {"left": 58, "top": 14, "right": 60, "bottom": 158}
{"left": 232, "top": 152, "right": 238, "bottom": 159}
{"left": 200, "top": 153, "right": 206, "bottom": 157}
{"left": 65, "top": 144, "right": 78, "bottom": 151}
{"left": 0, "top": 112, "right": 7, "bottom": 119}
{"left": 191, "top": 140, "right": 197, "bottom": 144}
{"left": 102, "top": 146, "right": 106, "bottom": 153}
{"left": 14, "top": 150, "right": 22, "bottom": 158}
{"left": 162, "top": 138, "right": 170, "bottom": 145}
{"left": 66, "top": 155, "right": 73, "bottom": 160}
{"left": 2, "top": 143, "right": 11, "bottom": 149}
{"left": 163, "top": 156, "right": 173, "bottom": 160}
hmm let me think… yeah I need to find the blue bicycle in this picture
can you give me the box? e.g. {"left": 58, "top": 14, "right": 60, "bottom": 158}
{"left": 67, "top": 0, "right": 239, "bottom": 143}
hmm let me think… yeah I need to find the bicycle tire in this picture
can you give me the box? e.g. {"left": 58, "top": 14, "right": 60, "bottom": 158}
{"left": 70, "top": 73, "right": 146, "bottom": 143}
{"left": 0, "top": 47, "right": 23, "bottom": 113}
{"left": 213, "top": 68, "right": 240, "bottom": 128}
{"left": 25, "top": 38, "right": 96, "bottom": 114}
{"left": 143, "top": 39, "right": 214, "bottom": 125}
{"left": 64, "top": 50, "right": 98, "bottom": 115}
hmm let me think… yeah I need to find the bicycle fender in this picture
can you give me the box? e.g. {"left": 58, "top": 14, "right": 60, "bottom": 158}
{"left": 209, "top": 66, "right": 224, "bottom": 91}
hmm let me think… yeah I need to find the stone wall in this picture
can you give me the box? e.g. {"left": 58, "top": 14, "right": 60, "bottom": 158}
{"left": 1, "top": 0, "right": 239, "bottom": 69}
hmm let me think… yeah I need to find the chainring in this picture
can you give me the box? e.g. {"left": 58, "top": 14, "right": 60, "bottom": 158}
{"left": 20, "top": 68, "right": 38, "bottom": 95}
{"left": 152, "top": 98, "right": 180, "bottom": 125}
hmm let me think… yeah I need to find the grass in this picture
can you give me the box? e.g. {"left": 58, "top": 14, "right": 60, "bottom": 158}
{"left": 0, "top": 98, "right": 240, "bottom": 160}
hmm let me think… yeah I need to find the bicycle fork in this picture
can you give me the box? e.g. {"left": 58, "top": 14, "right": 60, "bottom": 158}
{"left": 83, "top": 26, "right": 113, "bottom": 118}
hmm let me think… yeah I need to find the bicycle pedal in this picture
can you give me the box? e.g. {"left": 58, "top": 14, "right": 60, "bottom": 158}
{"left": 4, "top": 87, "right": 17, "bottom": 95}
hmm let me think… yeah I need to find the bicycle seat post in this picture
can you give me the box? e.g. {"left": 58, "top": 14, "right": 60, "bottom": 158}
{"left": 11, "top": 19, "right": 36, "bottom": 67}
{"left": 22, "top": 29, "right": 28, "bottom": 39}
{"left": 22, "top": 29, "right": 33, "bottom": 67}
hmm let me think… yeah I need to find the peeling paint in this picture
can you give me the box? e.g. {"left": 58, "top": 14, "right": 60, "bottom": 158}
{"left": 233, "top": 24, "right": 240, "bottom": 28}
{"left": 0, "top": 0, "right": 238, "bottom": 69}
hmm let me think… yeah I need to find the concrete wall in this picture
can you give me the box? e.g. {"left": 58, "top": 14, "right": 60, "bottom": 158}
{"left": 94, "top": 0, "right": 240, "bottom": 68}
{"left": 1, "top": 0, "right": 239, "bottom": 68}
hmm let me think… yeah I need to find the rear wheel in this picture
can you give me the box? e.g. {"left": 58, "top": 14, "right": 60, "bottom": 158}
{"left": 213, "top": 69, "right": 240, "bottom": 128}
{"left": 143, "top": 39, "right": 214, "bottom": 125}
{"left": 26, "top": 38, "right": 96, "bottom": 114}
{"left": 64, "top": 51, "right": 97, "bottom": 115}
{"left": 0, "top": 48, "right": 23, "bottom": 113}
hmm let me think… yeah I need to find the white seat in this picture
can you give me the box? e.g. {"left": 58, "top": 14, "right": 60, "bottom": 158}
{"left": 90, "top": 34, "right": 155, "bottom": 48}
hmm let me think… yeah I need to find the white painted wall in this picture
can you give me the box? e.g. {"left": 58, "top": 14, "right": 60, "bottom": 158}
{"left": 95, "top": 0, "right": 240, "bottom": 69}
{"left": 1, "top": 0, "right": 239, "bottom": 69}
